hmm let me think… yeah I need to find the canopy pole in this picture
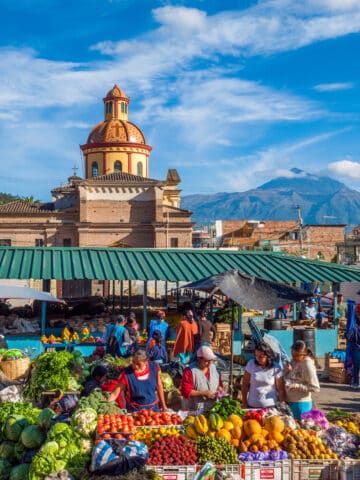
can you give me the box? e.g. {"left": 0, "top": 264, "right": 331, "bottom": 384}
{"left": 41, "top": 301, "right": 47, "bottom": 335}
{"left": 143, "top": 280, "right": 148, "bottom": 330}
{"left": 229, "top": 300, "right": 235, "bottom": 396}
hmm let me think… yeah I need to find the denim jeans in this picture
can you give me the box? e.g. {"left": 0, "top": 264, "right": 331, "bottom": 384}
{"left": 352, "top": 349, "right": 360, "bottom": 386}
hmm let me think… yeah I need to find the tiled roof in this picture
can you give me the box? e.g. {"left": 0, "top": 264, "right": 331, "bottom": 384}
{"left": 85, "top": 171, "right": 160, "bottom": 184}
{"left": 0, "top": 200, "right": 54, "bottom": 214}
{"left": 105, "top": 84, "right": 128, "bottom": 99}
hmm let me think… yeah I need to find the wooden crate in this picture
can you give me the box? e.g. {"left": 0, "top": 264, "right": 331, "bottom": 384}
{"left": 325, "top": 353, "right": 344, "bottom": 369}
{"left": 329, "top": 367, "right": 351, "bottom": 384}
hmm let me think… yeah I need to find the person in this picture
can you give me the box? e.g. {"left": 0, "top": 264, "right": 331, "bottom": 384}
{"left": 148, "top": 330, "right": 168, "bottom": 364}
{"left": 173, "top": 309, "right": 199, "bottom": 365}
{"left": 106, "top": 349, "right": 167, "bottom": 412}
{"left": 103, "top": 315, "right": 130, "bottom": 357}
{"left": 181, "top": 346, "right": 222, "bottom": 410}
{"left": 276, "top": 304, "right": 289, "bottom": 319}
{"left": 147, "top": 310, "right": 169, "bottom": 348}
{"left": 346, "top": 317, "right": 360, "bottom": 389}
{"left": 241, "top": 342, "right": 285, "bottom": 409}
{"left": 284, "top": 340, "right": 320, "bottom": 420}
{"left": 316, "top": 307, "right": 328, "bottom": 329}
{"left": 123, "top": 316, "right": 139, "bottom": 355}
{"left": 197, "top": 310, "right": 217, "bottom": 346}
{"left": 82, "top": 365, "right": 108, "bottom": 396}
{"left": 337, "top": 294, "right": 348, "bottom": 320}
{"left": 302, "top": 298, "right": 317, "bottom": 321}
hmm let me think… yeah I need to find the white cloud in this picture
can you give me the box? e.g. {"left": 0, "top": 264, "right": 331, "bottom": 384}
{"left": 328, "top": 160, "right": 360, "bottom": 178}
{"left": 314, "top": 82, "right": 355, "bottom": 92}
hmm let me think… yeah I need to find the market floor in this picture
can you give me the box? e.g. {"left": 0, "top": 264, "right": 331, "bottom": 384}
{"left": 313, "top": 378, "right": 360, "bottom": 412}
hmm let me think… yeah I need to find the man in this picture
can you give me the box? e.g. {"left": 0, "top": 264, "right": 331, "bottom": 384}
{"left": 303, "top": 298, "right": 317, "bottom": 320}
{"left": 147, "top": 310, "right": 169, "bottom": 348}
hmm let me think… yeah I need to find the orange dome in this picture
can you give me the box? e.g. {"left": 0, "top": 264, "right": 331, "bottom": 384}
{"left": 87, "top": 119, "right": 146, "bottom": 144}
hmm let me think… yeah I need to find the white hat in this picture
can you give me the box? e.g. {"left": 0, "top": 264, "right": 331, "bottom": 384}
{"left": 197, "top": 346, "right": 216, "bottom": 361}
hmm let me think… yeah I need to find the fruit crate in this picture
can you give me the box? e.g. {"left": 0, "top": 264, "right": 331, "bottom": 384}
{"left": 328, "top": 367, "right": 351, "bottom": 385}
{"left": 239, "top": 460, "right": 291, "bottom": 480}
{"left": 145, "top": 465, "right": 197, "bottom": 480}
{"left": 291, "top": 459, "right": 339, "bottom": 480}
{"left": 338, "top": 459, "right": 360, "bottom": 480}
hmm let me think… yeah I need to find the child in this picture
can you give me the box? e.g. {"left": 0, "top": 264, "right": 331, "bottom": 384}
{"left": 316, "top": 307, "right": 328, "bottom": 329}
{"left": 284, "top": 340, "right": 320, "bottom": 420}
{"left": 148, "top": 330, "right": 168, "bottom": 364}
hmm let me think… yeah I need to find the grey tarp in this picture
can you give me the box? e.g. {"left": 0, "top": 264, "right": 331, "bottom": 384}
{"left": 183, "top": 269, "right": 311, "bottom": 309}
{"left": 0, "top": 285, "right": 64, "bottom": 303}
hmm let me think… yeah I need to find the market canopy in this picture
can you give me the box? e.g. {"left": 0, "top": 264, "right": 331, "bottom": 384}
{"left": 0, "top": 246, "right": 359, "bottom": 283}
{"left": 0, "top": 285, "right": 64, "bottom": 303}
{"left": 182, "top": 270, "right": 312, "bottom": 310}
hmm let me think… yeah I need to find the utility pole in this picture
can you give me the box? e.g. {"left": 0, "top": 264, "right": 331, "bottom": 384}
{"left": 295, "top": 205, "right": 303, "bottom": 251}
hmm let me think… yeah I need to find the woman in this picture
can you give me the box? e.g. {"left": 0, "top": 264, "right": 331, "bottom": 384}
{"left": 197, "top": 310, "right": 217, "bottom": 346}
{"left": 241, "top": 342, "right": 285, "bottom": 409}
{"left": 104, "top": 315, "right": 129, "bottom": 357}
{"left": 181, "top": 345, "right": 222, "bottom": 410}
{"left": 106, "top": 349, "right": 167, "bottom": 412}
{"left": 284, "top": 340, "right": 320, "bottom": 420}
{"left": 173, "top": 309, "right": 199, "bottom": 365}
{"left": 83, "top": 365, "right": 108, "bottom": 396}
{"left": 147, "top": 310, "right": 169, "bottom": 348}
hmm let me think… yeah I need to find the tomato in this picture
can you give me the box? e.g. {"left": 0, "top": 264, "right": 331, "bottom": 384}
{"left": 103, "top": 424, "right": 111, "bottom": 431}
{"left": 115, "top": 433, "right": 124, "bottom": 440}
{"left": 122, "top": 426, "right": 129, "bottom": 433}
{"left": 97, "top": 427, "right": 105, "bottom": 434}
{"left": 103, "top": 433, "right": 111, "bottom": 439}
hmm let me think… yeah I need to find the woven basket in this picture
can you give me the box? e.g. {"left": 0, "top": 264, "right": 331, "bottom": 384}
{"left": 0, "top": 351, "right": 31, "bottom": 381}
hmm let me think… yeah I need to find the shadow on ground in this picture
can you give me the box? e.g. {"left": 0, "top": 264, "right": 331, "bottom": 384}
{"left": 313, "top": 379, "right": 359, "bottom": 412}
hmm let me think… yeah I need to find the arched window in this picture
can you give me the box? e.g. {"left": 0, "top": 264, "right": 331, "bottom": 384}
{"left": 92, "top": 161, "right": 99, "bottom": 177}
{"left": 137, "top": 162, "right": 143, "bottom": 176}
{"left": 106, "top": 102, "right": 113, "bottom": 114}
{"left": 121, "top": 102, "right": 125, "bottom": 113}
{"left": 114, "top": 161, "right": 122, "bottom": 172}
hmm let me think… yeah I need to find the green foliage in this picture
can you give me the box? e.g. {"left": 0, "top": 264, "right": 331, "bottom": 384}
{"left": 9, "top": 463, "right": 30, "bottom": 480}
{"left": 20, "top": 425, "right": 45, "bottom": 449}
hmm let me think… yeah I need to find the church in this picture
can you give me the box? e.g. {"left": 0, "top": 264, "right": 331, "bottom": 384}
{"left": 0, "top": 85, "right": 193, "bottom": 296}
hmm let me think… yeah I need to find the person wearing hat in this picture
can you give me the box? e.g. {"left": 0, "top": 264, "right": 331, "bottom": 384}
{"left": 180, "top": 345, "right": 222, "bottom": 410}
{"left": 147, "top": 310, "right": 169, "bottom": 348}
{"left": 303, "top": 298, "right": 318, "bottom": 321}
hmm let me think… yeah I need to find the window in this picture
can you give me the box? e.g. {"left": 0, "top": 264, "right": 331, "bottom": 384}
{"left": 114, "top": 161, "right": 122, "bottom": 172}
{"left": 137, "top": 162, "right": 143, "bottom": 176}
{"left": 105, "top": 102, "right": 113, "bottom": 114}
{"left": 92, "top": 161, "right": 98, "bottom": 177}
{"left": 170, "top": 238, "right": 178, "bottom": 248}
{"left": 35, "top": 239, "right": 44, "bottom": 247}
{"left": 121, "top": 102, "right": 125, "bottom": 113}
{"left": 63, "top": 238, "right": 71, "bottom": 247}
{"left": 0, "top": 239, "right": 11, "bottom": 246}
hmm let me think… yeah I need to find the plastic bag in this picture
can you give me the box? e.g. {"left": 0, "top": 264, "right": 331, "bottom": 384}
{"left": 91, "top": 439, "right": 148, "bottom": 475}
{"left": 0, "top": 385, "right": 22, "bottom": 403}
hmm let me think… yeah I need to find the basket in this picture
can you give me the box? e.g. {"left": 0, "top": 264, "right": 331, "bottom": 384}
{"left": 0, "top": 351, "right": 31, "bottom": 380}
{"left": 145, "top": 465, "right": 196, "bottom": 480}
{"left": 291, "top": 459, "right": 339, "bottom": 480}
{"left": 339, "top": 459, "right": 360, "bottom": 480}
{"left": 239, "top": 460, "right": 291, "bottom": 480}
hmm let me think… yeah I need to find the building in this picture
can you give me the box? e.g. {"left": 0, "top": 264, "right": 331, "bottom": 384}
{"left": 215, "top": 220, "right": 345, "bottom": 261}
{"left": 0, "top": 85, "right": 193, "bottom": 296}
{"left": 336, "top": 226, "right": 360, "bottom": 264}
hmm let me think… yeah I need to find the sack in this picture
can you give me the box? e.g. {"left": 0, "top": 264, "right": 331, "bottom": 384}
{"left": 91, "top": 439, "right": 148, "bottom": 474}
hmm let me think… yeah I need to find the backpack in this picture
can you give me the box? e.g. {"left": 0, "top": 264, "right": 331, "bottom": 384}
{"left": 106, "top": 326, "right": 120, "bottom": 357}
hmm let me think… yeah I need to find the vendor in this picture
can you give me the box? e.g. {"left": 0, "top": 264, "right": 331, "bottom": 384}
{"left": 147, "top": 310, "right": 169, "bottom": 348}
{"left": 106, "top": 349, "right": 167, "bottom": 412}
{"left": 82, "top": 365, "right": 108, "bottom": 396}
{"left": 241, "top": 342, "right": 285, "bottom": 409}
{"left": 180, "top": 346, "right": 222, "bottom": 410}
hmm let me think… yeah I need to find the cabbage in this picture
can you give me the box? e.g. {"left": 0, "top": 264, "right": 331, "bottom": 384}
{"left": 36, "top": 408, "right": 55, "bottom": 430}
{"left": 71, "top": 408, "right": 97, "bottom": 437}
{"left": 20, "top": 426, "right": 45, "bottom": 449}
{"left": 9, "top": 463, "right": 30, "bottom": 480}
{"left": 160, "top": 373, "right": 174, "bottom": 392}
{"left": 0, "top": 459, "right": 11, "bottom": 480}
{"left": 4, "top": 416, "right": 29, "bottom": 442}
{"left": 39, "top": 442, "right": 59, "bottom": 457}
{"left": 0, "top": 441, "right": 16, "bottom": 463}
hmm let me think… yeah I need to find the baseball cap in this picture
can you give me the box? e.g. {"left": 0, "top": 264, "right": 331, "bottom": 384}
{"left": 197, "top": 346, "right": 216, "bottom": 361}
{"left": 309, "top": 298, "right": 316, "bottom": 304}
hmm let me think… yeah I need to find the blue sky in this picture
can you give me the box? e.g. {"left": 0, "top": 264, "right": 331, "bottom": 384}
{"left": 1, "top": 0, "right": 360, "bottom": 200}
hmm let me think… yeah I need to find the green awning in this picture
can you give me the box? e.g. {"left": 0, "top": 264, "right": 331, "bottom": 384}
{"left": 0, "top": 247, "right": 358, "bottom": 283}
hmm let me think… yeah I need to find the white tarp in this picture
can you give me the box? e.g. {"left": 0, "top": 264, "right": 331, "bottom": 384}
{"left": 0, "top": 285, "right": 64, "bottom": 303}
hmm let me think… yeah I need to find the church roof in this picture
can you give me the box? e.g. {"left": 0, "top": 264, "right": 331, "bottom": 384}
{"left": 0, "top": 200, "right": 54, "bottom": 214}
{"left": 87, "top": 119, "right": 146, "bottom": 145}
{"left": 85, "top": 171, "right": 160, "bottom": 184}
{"left": 105, "top": 84, "right": 128, "bottom": 99}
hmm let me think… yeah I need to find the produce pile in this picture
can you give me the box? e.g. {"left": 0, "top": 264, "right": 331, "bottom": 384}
{"left": 41, "top": 328, "right": 98, "bottom": 345}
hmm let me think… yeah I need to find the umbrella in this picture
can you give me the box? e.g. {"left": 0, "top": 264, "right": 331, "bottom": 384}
{"left": 183, "top": 269, "right": 312, "bottom": 392}
{"left": 0, "top": 285, "right": 64, "bottom": 303}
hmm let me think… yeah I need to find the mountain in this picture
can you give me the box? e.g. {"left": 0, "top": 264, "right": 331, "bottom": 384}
{"left": 181, "top": 169, "right": 360, "bottom": 225}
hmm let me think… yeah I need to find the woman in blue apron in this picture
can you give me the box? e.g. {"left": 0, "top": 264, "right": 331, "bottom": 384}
{"left": 106, "top": 349, "right": 167, "bottom": 412}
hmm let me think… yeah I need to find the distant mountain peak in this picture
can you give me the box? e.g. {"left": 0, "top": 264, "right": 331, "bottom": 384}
{"left": 181, "top": 168, "right": 360, "bottom": 225}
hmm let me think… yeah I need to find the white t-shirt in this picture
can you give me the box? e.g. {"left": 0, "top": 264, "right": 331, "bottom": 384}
{"left": 245, "top": 359, "right": 282, "bottom": 408}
